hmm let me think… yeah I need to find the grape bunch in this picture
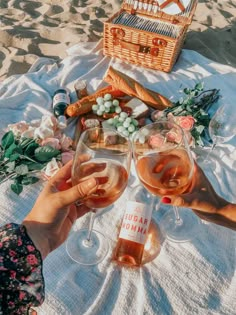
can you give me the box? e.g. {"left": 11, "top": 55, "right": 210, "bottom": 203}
{"left": 92, "top": 93, "right": 139, "bottom": 137}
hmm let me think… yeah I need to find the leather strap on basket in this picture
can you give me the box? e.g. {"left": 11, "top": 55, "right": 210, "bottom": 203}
{"left": 113, "top": 38, "right": 159, "bottom": 56}
{"left": 159, "top": 0, "right": 185, "bottom": 12}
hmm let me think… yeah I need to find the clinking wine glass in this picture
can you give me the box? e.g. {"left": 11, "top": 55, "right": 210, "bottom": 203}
{"left": 132, "top": 121, "right": 201, "bottom": 242}
{"left": 66, "top": 127, "right": 132, "bottom": 265}
{"left": 204, "top": 104, "right": 236, "bottom": 164}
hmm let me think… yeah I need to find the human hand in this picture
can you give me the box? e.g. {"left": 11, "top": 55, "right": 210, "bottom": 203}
{"left": 161, "top": 163, "right": 232, "bottom": 226}
{"left": 23, "top": 156, "right": 107, "bottom": 259}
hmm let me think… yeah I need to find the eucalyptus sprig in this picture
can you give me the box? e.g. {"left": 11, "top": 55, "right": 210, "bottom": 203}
{"left": 0, "top": 131, "right": 60, "bottom": 195}
{"left": 164, "top": 83, "right": 221, "bottom": 146}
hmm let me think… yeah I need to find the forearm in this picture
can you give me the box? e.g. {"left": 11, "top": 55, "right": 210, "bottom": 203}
{"left": 0, "top": 223, "right": 45, "bottom": 314}
{"left": 193, "top": 196, "right": 236, "bottom": 231}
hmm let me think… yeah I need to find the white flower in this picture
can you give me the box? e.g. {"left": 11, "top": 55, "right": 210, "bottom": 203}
{"left": 43, "top": 158, "right": 61, "bottom": 178}
{"left": 40, "top": 115, "right": 58, "bottom": 132}
{"left": 8, "top": 121, "right": 29, "bottom": 137}
{"left": 21, "top": 127, "right": 36, "bottom": 138}
{"left": 34, "top": 126, "right": 54, "bottom": 140}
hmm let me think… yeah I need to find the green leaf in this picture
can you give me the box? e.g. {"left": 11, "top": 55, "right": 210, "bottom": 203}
{"left": 11, "top": 183, "right": 23, "bottom": 195}
{"left": 183, "top": 88, "right": 191, "bottom": 95}
{"left": 4, "top": 143, "right": 18, "bottom": 158}
{"left": 21, "top": 176, "right": 39, "bottom": 185}
{"left": 6, "top": 161, "right": 16, "bottom": 172}
{"left": 195, "top": 82, "right": 204, "bottom": 91}
{"left": 24, "top": 142, "right": 39, "bottom": 157}
{"left": 1, "top": 131, "right": 14, "bottom": 149}
{"left": 15, "top": 164, "right": 29, "bottom": 175}
{"left": 34, "top": 145, "right": 60, "bottom": 162}
{"left": 9, "top": 153, "right": 20, "bottom": 161}
{"left": 27, "top": 162, "right": 45, "bottom": 171}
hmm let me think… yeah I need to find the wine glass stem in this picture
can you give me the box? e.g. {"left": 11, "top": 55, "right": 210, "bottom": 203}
{"left": 173, "top": 206, "right": 183, "bottom": 225}
{"left": 205, "top": 140, "right": 217, "bottom": 161}
{"left": 84, "top": 210, "right": 96, "bottom": 247}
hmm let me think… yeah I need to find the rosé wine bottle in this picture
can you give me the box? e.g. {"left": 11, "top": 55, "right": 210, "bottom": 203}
{"left": 113, "top": 185, "right": 156, "bottom": 267}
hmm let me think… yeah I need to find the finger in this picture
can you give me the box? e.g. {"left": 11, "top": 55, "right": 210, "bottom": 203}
{"left": 55, "top": 177, "right": 108, "bottom": 207}
{"left": 47, "top": 154, "right": 91, "bottom": 190}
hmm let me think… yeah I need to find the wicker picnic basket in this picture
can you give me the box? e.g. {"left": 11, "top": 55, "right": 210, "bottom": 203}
{"left": 103, "top": 0, "right": 198, "bottom": 72}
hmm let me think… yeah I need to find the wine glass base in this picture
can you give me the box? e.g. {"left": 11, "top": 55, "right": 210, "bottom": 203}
{"left": 66, "top": 228, "right": 110, "bottom": 265}
{"left": 160, "top": 208, "right": 201, "bottom": 243}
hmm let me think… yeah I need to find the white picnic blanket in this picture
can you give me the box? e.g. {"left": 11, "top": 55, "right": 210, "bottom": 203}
{"left": 0, "top": 40, "right": 236, "bottom": 315}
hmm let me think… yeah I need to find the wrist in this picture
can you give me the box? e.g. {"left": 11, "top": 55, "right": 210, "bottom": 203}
{"left": 23, "top": 221, "right": 50, "bottom": 260}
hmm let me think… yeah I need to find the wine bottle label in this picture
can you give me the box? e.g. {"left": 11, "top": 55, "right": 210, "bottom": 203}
{"left": 119, "top": 201, "right": 152, "bottom": 245}
{"left": 52, "top": 93, "right": 70, "bottom": 108}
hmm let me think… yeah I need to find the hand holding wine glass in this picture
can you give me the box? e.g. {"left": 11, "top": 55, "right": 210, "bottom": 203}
{"left": 66, "top": 127, "right": 131, "bottom": 265}
{"left": 132, "top": 121, "right": 200, "bottom": 242}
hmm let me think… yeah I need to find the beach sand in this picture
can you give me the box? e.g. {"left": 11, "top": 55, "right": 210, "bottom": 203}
{"left": 0, "top": 0, "right": 236, "bottom": 81}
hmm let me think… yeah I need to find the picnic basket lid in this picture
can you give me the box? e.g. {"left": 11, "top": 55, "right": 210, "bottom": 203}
{"left": 121, "top": 0, "right": 198, "bottom": 25}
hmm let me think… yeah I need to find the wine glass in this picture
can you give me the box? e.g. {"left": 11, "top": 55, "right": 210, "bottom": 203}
{"left": 66, "top": 127, "right": 132, "bottom": 265}
{"left": 204, "top": 104, "right": 236, "bottom": 163}
{"left": 132, "top": 120, "right": 201, "bottom": 242}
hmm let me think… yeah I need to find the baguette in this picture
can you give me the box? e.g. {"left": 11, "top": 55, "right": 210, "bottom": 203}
{"left": 103, "top": 66, "right": 172, "bottom": 110}
{"left": 66, "top": 85, "right": 125, "bottom": 117}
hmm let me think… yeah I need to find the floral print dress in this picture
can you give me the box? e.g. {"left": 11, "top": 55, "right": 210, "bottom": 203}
{"left": 0, "top": 223, "right": 45, "bottom": 314}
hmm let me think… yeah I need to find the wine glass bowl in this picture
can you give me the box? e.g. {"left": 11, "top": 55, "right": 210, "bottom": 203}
{"left": 132, "top": 121, "right": 200, "bottom": 242}
{"left": 133, "top": 121, "right": 194, "bottom": 197}
{"left": 209, "top": 104, "right": 236, "bottom": 145}
{"left": 66, "top": 127, "right": 132, "bottom": 265}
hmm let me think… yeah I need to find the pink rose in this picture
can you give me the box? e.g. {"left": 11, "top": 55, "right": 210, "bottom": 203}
{"left": 175, "top": 115, "right": 195, "bottom": 131}
{"left": 19, "top": 292, "right": 26, "bottom": 300}
{"left": 9, "top": 250, "right": 16, "bottom": 257}
{"left": 60, "top": 134, "right": 73, "bottom": 151}
{"left": 18, "top": 239, "right": 22, "bottom": 246}
{"left": 27, "top": 245, "right": 35, "bottom": 252}
{"left": 166, "top": 130, "right": 182, "bottom": 144}
{"left": 61, "top": 151, "right": 74, "bottom": 165}
{"left": 41, "top": 137, "right": 61, "bottom": 150}
{"left": 148, "top": 134, "right": 165, "bottom": 148}
{"left": 151, "top": 110, "right": 166, "bottom": 121}
{"left": 10, "top": 270, "right": 16, "bottom": 278}
{"left": 27, "top": 254, "right": 38, "bottom": 265}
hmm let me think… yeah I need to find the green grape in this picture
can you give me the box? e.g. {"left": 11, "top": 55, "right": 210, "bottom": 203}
{"left": 105, "top": 108, "right": 110, "bottom": 113}
{"left": 115, "top": 107, "right": 122, "bottom": 114}
{"left": 96, "top": 110, "right": 103, "bottom": 116}
{"left": 125, "top": 117, "right": 132, "bottom": 124}
{"left": 96, "top": 97, "right": 104, "bottom": 105}
{"left": 99, "top": 105, "right": 105, "bottom": 111}
{"left": 104, "top": 101, "right": 112, "bottom": 108}
{"left": 117, "top": 126, "right": 125, "bottom": 133}
{"left": 92, "top": 104, "right": 98, "bottom": 111}
{"left": 104, "top": 93, "right": 112, "bottom": 101}
{"left": 132, "top": 118, "right": 139, "bottom": 126}
{"left": 123, "top": 121, "right": 130, "bottom": 128}
{"left": 118, "top": 116, "right": 125, "bottom": 122}
{"left": 112, "top": 99, "right": 119, "bottom": 106}
{"left": 120, "top": 111, "right": 128, "bottom": 118}
{"left": 128, "top": 124, "right": 135, "bottom": 132}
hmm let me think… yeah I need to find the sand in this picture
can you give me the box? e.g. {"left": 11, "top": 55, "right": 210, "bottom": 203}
{"left": 0, "top": 0, "right": 236, "bottom": 81}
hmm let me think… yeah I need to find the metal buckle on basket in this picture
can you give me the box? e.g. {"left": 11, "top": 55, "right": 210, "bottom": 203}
{"left": 139, "top": 46, "right": 151, "bottom": 54}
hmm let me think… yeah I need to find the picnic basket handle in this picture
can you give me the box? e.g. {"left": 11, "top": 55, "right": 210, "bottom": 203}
{"left": 113, "top": 38, "right": 159, "bottom": 56}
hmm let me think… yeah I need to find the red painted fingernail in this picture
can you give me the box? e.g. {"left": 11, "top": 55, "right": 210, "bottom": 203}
{"left": 161, "top": 197, "right": 171, "bottom": 204}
